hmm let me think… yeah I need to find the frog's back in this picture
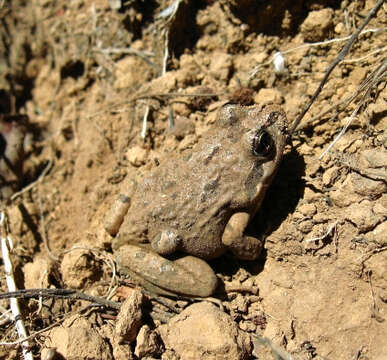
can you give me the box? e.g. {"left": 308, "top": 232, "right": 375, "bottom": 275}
{"left": 117, "top": 125, "right": 252, "bottom": 259}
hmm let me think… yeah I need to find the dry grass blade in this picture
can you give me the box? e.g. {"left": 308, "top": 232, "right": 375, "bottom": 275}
{"left": 290, "top": 0, "right": 385, "bottom": 134}
{"left": 319, "top": 58, "right": 386, "bottom": 158}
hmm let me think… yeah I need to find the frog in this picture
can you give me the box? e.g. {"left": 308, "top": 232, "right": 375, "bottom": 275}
{"left": 104, "top": 103, "right": 288, "bottom": 297}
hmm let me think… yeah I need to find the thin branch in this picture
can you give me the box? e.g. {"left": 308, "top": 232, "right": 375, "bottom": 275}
{"left": 290, "top": 0, "right": 385, "bottom": 134}
{"left": 319, "top": 58, "right": 386, "bottom": 159}
{"left": 10, "top": 159, "right": 53, "bottom": 201}
{"left": 0, "top": 288, "right": 121, "bottom": 310}
{"left": 1, "top": 212, "right": 34, "bottom": 360}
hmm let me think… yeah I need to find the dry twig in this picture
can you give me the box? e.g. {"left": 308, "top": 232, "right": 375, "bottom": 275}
{"left": 1, "top": 212, "right": 34, "bottom": 360}
{"left": 290, "top": 0, "right": 385, "bottom": 134}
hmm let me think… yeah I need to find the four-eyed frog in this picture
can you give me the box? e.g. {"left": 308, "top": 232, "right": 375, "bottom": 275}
{"left": 104, "top": 103, "right": 288, "bottom": 297}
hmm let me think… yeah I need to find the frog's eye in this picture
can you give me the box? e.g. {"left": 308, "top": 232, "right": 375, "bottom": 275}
{"left": 252, "top": 130, "right": 275, "bottom": 158}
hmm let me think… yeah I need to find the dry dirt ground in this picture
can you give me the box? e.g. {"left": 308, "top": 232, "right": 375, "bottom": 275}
{"left": 0, "top": 0, "right": 386, "bottom": 359}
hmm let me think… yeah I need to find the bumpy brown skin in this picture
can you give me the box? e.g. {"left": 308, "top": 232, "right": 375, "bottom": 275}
{"left": 106, "top": 103, "right": 288, "bottom": 297}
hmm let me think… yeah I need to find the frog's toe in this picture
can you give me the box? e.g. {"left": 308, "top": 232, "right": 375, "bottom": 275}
{"left": 151, "top": 229, "right": 182, "bottom": 255}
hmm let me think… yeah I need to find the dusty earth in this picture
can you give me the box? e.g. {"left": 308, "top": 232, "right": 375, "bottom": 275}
{"left": 0, "top": 0, "right": 386, "bottom": 359}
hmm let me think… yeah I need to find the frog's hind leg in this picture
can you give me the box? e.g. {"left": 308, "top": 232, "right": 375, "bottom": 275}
{"left": 116, "top": 244, "right": 218, "bottom": 297}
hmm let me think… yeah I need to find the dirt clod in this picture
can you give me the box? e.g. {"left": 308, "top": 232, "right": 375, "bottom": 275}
{"left": 300, "top": 8, "right": 334, "bottom": 42}
{"left": 115, "top": 289, "right": 144, "bottom": 343}
{"left": 42, "top": 316, "right": 112, "bottom": 360}
{"left": 158, "top": 302, "right": 252, "bottom": 360}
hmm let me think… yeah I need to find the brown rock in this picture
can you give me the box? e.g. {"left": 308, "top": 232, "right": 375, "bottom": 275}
{"left": 61, "top": 247, "right": 102, "bottom": 288}
{"left": 158, "top": 302, "right": 251, "bottom": 360}
{"left": 23, "top": 255, "right": 53, "bottom": 289}
{"left": 135, "top": 325, "right": 162, "bottom": 358}
{"left": 169, "top": 116, "right": 195, "bottom": 140}
{"left": 209, "top": 52, "right": 233, "bottom": 81}
{"left": 42, "top": 317, "right": 112, "bottom": 360}
{"left": 114, "top": 56, "right": 152, "bottom": 90}
{"left": 115, "top": 290, "right": 144, "bottom": 343}
{"left": 298, "top": 203, "right": 317, "bottom": 217}
{"left": 126, "top": 145, "right": 148, "bottom": 167}
{"left": 345, "top": 201, "right": 381, "bottom": 233}
{"left": 300, "top": 8, "right": 334, "bottom": 42}
{"left": 254, "top": 88, "right": 283, "bottom": 105}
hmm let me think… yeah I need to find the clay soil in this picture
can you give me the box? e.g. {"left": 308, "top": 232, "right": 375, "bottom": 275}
{"left": 0, "top": 0, "right": 386, "bottom": 359}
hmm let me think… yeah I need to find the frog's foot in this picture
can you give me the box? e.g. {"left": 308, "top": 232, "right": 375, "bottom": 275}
{"left": 227, "top": 235, "right": 263, "bottom": 260}
{"left": 151, "top": 229, "right": 182, "bottom": 255}
{"left": 116, "top": 245, "right": 218, "bottom": 297}
{"left": 222, "top": 212, "right": 263, "bottom": 261}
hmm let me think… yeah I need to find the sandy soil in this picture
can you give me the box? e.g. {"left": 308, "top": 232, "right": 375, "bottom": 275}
{"left": 0, "top": 0, "right": 386, "bottom": 359}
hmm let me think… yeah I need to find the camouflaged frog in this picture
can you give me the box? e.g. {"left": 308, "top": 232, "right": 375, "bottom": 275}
{"left": 105, "top": 103, "right": 288, "bottom": 297}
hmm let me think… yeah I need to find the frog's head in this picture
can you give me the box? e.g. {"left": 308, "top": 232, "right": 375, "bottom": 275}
{"left": 217, "top": 103, "right": 288, "bottom": 205}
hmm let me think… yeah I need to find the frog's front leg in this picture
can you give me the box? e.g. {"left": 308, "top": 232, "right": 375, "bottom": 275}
{"left": 104, "top": 179, "right": 137, "bottom": 236}
{"left": 116, "top": 244, "right": 218, "bottom": 297}
{"left": 222, "top": 212, "right": 263, "bottom": 261}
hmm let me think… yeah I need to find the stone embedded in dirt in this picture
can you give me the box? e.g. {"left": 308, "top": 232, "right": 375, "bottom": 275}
{"left": 345, "top": 200, "right": 381, "bottom": 233}
{"left": 115, "top": 289, "right": 144, "bottom": 343}
{"left": 209, "top": 52, "right": 233, "bottom": 81}
{"left": 61, "top": 247, "right": 102, "bottom": 289}
{"left": 298, "top": 203, "right": 317, "bottom": 217}
{"left": 169, "top": 116, "right": 195, "bottom": 140}
{"left": 254, "top": 88, "right": 283, "bottom": 105}
{"left": 114, "top": 56, "right": 153, "bottom": 90}
{"left": 300, "top": 8, "right": 334, "bottom": 42}
{"left": 358, "top": 148, "right": 387, "bottom": 169}
{"left": 41, "top": 316, "right": 112, "bottom": 360}
{"left": 135, "top": 325, "right": 162, "bottom": 358}
{"left": 23, "top": 255, "right": 53, "bottom": 289}
{"left": 349, "top": 67, "right": 368, "bottom": 85}
{"left": 322, "top": 166, "right": 340, "bottom": 186}
{"left": 369, "top": 220, "right": 387, "bottom": 246}
{"left": 330, "top": 173, "right": 387, "bottom": 207}
{"left": 125, "top": 145, "right": 148, "bottom": 167}
{"left": 158, "top": 302, "right": 252, "bottom": 360}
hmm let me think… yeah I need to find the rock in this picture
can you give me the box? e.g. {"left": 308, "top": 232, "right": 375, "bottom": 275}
{"left": 158, "top": 302, "right": 251, "bottom": 360}
{"left": 331, "top": 173, "right": 386, "bottom": 207}
{"left": 334, "top": 22, "right": 345, "bottom": 34}
{"left": 61, "top": 247, "right": 102, "bottom": 288}
{"left": 115, "top": 290, "right": 144, "bottom": 343}
{"left": 322, "top": 166, "right": 340, "bottom": 186}
{"left": 254, "top": 88, "right": 283, "bottom": 105}
{"left": 209, "top": 52, "right": 233, "bottom": 81}
{"left": 350, "top": 173, "right": 386, "bottom": 198}
{"left": 345, "top": 201, "right": 381, "bottom": 233}
{"left": 23, "top": 255, "right": 53, "bottom": 289}
{"left": 300, "top": 8, "right": 334, "bottom": 42}
{"left": 369, "top": 221, "right": 387, "bottom": 246}
{"left": 126, "top": 145, "right": 148, "bottom": 167}
{"left": 298, "top": 203, "right": 317, "bottom": 217}
{"left": 169, "top": 116, "right": 195, "bottom": 140}
{"left": 349, "top": 67, "right": 368, "bottom": 86}
{"left": 114, "top": 56, "right": 152, "bottom": 89}
{"left": 358, "top": 148, "right": 387, "bottom": 169}
{"left": 42, "top": 316, "right": 112, "bottom": 360}
{"left": 135, "top": 325, "right": 162, "bottom": 358}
